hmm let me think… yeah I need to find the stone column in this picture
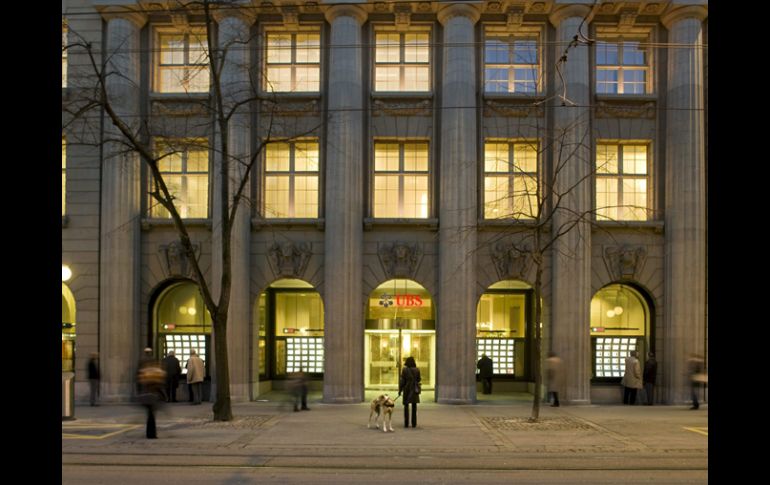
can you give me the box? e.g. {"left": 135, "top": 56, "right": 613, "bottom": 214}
{"left": 436, "top": 3, "right": 480, "bottom": 405}
{"left": 323, "top": 4, "right": 367, "bottom": 403}
{"left": 548, "top": 4, "right": 592, "bottom": 405}
{"left": 210, "top": 8, "right": 256, "bottom": 402}
{"left": 662, "top": 5, "right": 708, "bottom": 404}
{"left": 99, "top": 11, "right": 146, "bottom": 401}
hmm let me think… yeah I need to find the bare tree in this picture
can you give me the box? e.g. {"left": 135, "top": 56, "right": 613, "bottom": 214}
{"left": 63, "top": 0, "right": 321, "bottom": 421}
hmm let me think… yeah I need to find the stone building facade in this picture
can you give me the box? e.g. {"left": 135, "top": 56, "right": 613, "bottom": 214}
{"left": 62, "top": 0, "right": 707, "bottom": 406}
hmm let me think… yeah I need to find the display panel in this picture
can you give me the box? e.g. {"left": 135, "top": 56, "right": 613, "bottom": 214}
{"left": 476, "top": 338, "right": 515, "bottom": 375}
{"left": 594, "top": 337, "right": 637, "bottom": 378}
{"left": 163, "top": 334, "right": 207, "bottom": 374}
{"left": 286, "top": 337, "right": 324, "bottom": 373}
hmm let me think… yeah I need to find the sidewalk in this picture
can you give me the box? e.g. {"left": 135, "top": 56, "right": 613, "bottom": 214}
{"left": 63, "top": 391, "right": 708, "bottom": 472}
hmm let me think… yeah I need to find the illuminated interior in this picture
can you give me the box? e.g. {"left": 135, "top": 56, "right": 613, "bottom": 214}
{"left": 154, "top": 282, "right": 212, "bottom": 374}
{"left": 365, "top": 279, "right": 435, "bottom": 390}
{"left": 62, "top": 283, "right": 76, "bottom": 372}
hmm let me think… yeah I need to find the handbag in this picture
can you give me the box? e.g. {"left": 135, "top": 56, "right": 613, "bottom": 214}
{"left": 411, "top": 367, "right": 421, "bottom": 394}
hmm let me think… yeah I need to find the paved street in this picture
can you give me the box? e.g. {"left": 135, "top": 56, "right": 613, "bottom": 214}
{"left": 63, "top": 391, "right": 708, "bottom": 484}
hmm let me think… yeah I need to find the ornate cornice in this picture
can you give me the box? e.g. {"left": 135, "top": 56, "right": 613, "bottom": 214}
{"left": 97, "top": 7, "right": 148, "bottom": 28}
{"left": 324, "top": 4, "right": 368, "bottom": 25}
{"left": 437, "top": 3, "right": 481, "bottom": 26}
{"left": 661, "top": 5, "right": 708, "bottom": 30}
{"left": 548, "top": 4, "right": 592, "bottom": 27}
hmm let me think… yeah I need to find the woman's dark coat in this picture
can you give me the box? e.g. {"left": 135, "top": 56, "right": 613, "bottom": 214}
{"left": 399, "top": 366, "right": 421, "bottom": 404}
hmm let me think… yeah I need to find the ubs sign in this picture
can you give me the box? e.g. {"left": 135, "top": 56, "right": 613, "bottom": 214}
{"left": 378, "top": 293, "right": 424, "bottom": 308}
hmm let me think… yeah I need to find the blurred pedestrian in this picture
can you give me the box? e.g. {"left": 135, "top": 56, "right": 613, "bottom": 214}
{"left": 289, "top": 369, "right": 310, "bottom": 412}
{"left": 162, "top": 350, "right": 181, "bottom": 403}
{"left": 87, "top": 352, "right": 100, "bottom": 406}
{"left": 399, "top": 356, "right": 421, "bottom": 428}
{"left": 136, "top": 348, "right": 165, "bottom": 439}
{"left": 623, "top": 350, "right": 643, "bottom": 405}
{"left": 186, "top": 350, "right": 205, "bottom": 405}
{"left": 546, "top": 352, "right": 564, "bottom": 407}
{"left": 477, "top": 354, "right": 494, "bottom": 395}
{"left": 688, "top": 353, "right": 706, "bottom": 410}
{"left": 643, "top": 352, "right": 658, "bottom": 406}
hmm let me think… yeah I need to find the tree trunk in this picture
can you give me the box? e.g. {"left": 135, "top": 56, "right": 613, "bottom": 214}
{"left": 529, "top": 259, "right": 543, "bottom": 422}
{"left": 212, "top": 312, "right": 233, "bottom": 421}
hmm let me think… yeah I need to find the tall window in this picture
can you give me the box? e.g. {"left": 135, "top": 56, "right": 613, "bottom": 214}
{"left": 154, "top": 27, "right": 209, "bottom": 93}
{"left": 483, "top": 141, "right": 538, "bottom": 219}
{"left": 150, "top": 139, "right": 209, "bottom": 218}
{"left": 265, "top": 32, "right": 320, "bottom": 92}
{"left": 62, "top": 24, "right": 67, "bottom": 88}
{"left": 374, "top": 31, "right": 430, "bottom": 92}
{"left": 483, "top": 33, "right": 540, "bottom": 94}
{"left": 264, "top": 141, "right": 320, "bottom": 218}
{"left": 595, "top": 143, "right": 650, "bottom": 221}
{"left": 373, "top": 142, "right": 429, "bottom": 218}
{"left": 596, "top": 39, "right": 649, "bottom": 94}
{"left": 61, "top": 137, "right": 66, "bottom": 215}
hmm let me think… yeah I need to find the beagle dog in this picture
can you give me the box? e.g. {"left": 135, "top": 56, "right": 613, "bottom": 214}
{"left": 368, "top": 394, "right": 396, "bottom": 432}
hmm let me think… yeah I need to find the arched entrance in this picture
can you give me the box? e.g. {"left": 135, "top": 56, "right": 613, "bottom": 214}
{"left": 590, "top": 284, "right": 652, "bottom": 379}
{"left": 62, "top": 283, "right": 76, "bottom": 372}
{"left": 255, "top": 278, "right": 325, "bottom": 381}
{"left": 365, "top": 279, "right": 435, "bottom": 390}
{"left": 153, "top": 281, "right": 212, "bottom": 378}
{"left": 476, "top": 280, "right": 534, "bottom": 383}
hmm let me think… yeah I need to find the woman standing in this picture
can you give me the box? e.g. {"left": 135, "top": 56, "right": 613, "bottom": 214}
{"left": 399, "top": 356, "right": 421, "bottom": 428}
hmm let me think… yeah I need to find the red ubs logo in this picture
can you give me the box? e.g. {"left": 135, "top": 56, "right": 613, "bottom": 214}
{"left": 379, "top": 293, "right": 423, "bottom": 307}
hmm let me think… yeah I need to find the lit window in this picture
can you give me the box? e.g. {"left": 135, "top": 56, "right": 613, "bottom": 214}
{"left": 374, "top": 31, "right": 430, "bottom": 92}
{"left": 595, "top": 143, "right": 650, "bottom": 221}
{"left": 150, "top": 139, "right": 209, "bottom": 218}
{"left": 264, "top": 141, "right": 320, "bottom": 218}
{"left": 596, "top": 39, "right": 649, "bottom": 94}
{"left": 483, "top": 141, "right": 539, "bottom": 219}
{"left": 373, "top": 142, "right": 429, "bottom": 218}
{"left": 61, "top": 137, "right": 66, "bottom": 215}
{"left": 155, "top": 27, "right": 210, "bottom": 93}
{"left": 483, "top": 33, "right": 540, "bottom": 94}
{"left": 265, "top": 32, "right": 321, "bottom": 92}
{"left": 62, "top": 23, "right": 67, "bottom": 88}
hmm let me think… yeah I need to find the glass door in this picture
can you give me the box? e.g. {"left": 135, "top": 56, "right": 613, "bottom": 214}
{"left": 365, "top": 329, "right": 434, "bottom": 390}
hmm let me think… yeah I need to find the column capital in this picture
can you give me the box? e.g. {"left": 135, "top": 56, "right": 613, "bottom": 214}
{"left": 98, "top": 7, "right": 147, "bottom": 29}
{"left": 210, "top": 5, "right": 257, "bottom": 27}
{"left": 661, "top": 5, "right": 708, "bottom": 30}
{"left": 324, "top": 4, "right": 368, "bottom": 25}
{"left": 437, "top": 3, "right": 481, "bottom": 26}
{"left": 548, "top": 4, "right": 593, "bottom": 28}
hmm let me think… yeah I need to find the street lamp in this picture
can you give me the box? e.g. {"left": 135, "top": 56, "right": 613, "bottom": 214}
{"left": 62, "top": 264, "right": 72, "bottom": 282}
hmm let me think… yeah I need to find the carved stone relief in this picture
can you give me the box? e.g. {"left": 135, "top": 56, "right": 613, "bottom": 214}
{"left": 268, "top": 241, "right": 312, "bottom": 279}
{"left": 484, "top": 99, "right": 544, "bottom": 118}
{"left": 603, "top": 245, "right": 647, "bottom": 281}
{"left": 595, "top": 101, "right": 656, "bottom": 119}
{"left": 159, "top": 240, "right": 200, "bottom": 278}
{"left": 491, "top": 241, "right": 531, "bottom": 281}
{"left": 372, "top": 99, "right": 432, "bottom": 117}
{"left": 378, "top": 242, "right": 423, "bottom": 279}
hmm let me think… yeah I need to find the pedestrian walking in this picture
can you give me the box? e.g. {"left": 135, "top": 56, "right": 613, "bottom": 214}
{"left": 87, "top": 352, "right": 100, "bottom": 406}
{"left": 643, "top": 352, "right": 658, "bottom": 405}
{"left": 399, "top": 356, "right": 421, "bottom": 428}
{"left": 546, "top": 352, "right": 564, "bottom": 407}
{"left": 136, "top": 348, "right": 165, "bottom": 439}
{"left": 289, "top": 369, "right": 310, "bottom": 412}
{"left": 162, "top": 350, "right": 182, "bottom": 403}
{"left": 186, "top": 350, "right": 205, "bottom": 405}
{"left": 622, "top": 350, "right": 643, "bottom": 405}
{"left": 688, "top": 353, "right": 706, "bottom": 410}
{"left": 477, "top": 354, "right": 494, "bottom": 395}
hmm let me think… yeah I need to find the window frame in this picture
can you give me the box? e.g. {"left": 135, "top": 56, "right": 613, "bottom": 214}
{"left": 152, "top": 26, "right": 211, "bottom": 94}
{"left": 594, "top": 141, "right": 652, "bottom": 221}
{"left": 262, "top": 27, "right": 322, "bottom": 94}
{"left": 482, "top": 139, "right": 540, "bottom": 220}
{"left": 482, "top": 26, "right": 543, "bottom": 95}
{"left": 372, "top": 26, "right": 432, "bottom": 93}
{"left": 594, "top": 34, "right": 652, "bottom": 95}
{"left": 62, "top": 22, "right": 68, "bottom": 88}
{"left": 371, "top": 140, "right": 431, "bottom": 219}
{"left": 149, "top": 138, "right": 211, "bottom": 219}
{"left": 261, "top": 139, "right": 321, "bottom": 219}
{"left": 61, "top": 137, "right": 66, "bottom": 216}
